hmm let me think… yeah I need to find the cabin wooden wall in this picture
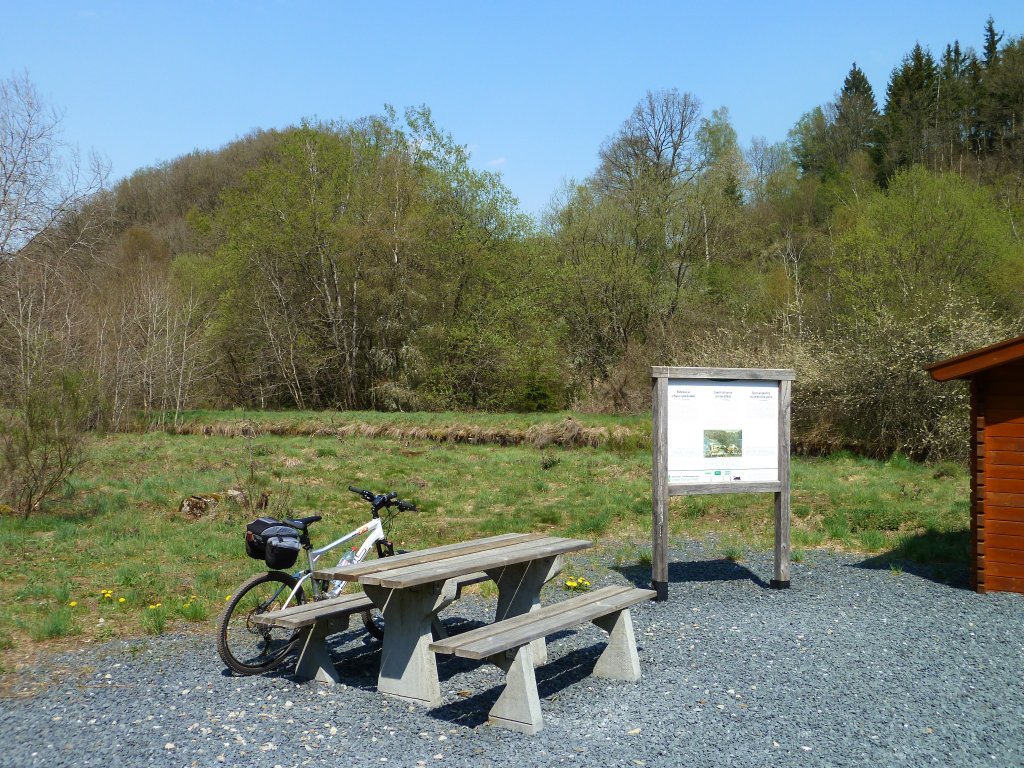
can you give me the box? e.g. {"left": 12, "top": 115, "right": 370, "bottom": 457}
{"left": 976, "top": 360, "right": 1024, "bottom": 593}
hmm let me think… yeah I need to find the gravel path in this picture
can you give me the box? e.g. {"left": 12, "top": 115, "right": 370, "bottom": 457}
{"left": 3, "top": 544, "right": 1024, "bottom": 767}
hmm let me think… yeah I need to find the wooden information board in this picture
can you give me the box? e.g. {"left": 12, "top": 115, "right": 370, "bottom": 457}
{"left": 651, "top": 366, "right": 795, "bottom": 600}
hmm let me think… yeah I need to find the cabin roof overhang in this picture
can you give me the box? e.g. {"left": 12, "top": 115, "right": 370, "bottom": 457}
{"left": 926, "top": 334, "right": 1024, "bottom": 382}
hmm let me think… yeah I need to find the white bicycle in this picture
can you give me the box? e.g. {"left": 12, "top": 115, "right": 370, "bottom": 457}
{"left": 216, "top": 486, "right": 415, "bottom": 675}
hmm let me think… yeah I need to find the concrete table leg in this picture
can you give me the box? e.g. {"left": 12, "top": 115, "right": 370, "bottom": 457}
{"left": 487, "top": 555, "right": 563, "bottom": 666}
{"left": 364, "top": 583, "right": 451, "bottom": 706}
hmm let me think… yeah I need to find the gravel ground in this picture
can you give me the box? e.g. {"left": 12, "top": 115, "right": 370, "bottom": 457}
{"left": 3, "top": 543, "right": 1024, "bottom": 767}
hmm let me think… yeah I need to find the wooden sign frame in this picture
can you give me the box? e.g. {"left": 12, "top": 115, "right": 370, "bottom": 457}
{"left": 651, "top": 366, "right": 795, "bottom": 600}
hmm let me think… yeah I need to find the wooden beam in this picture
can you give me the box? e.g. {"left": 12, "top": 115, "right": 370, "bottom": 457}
{"left": 651, "top": 366, "right": 796, "bottom": 380}
{"left": 669, "top": 481, "right": 782, "bottom": 496}
{"left": 773, "top": 378, "right": 792, "bottom": 589}
{"left": 651, "top": 374, "right": 669, "bottom": 601}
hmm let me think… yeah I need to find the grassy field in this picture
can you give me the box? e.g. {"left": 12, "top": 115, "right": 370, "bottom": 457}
{"left": 0, "top": 411, "right": 970, "bottom": 671}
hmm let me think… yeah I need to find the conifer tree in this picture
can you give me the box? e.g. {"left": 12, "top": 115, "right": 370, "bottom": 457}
{"left": 982, "top": 16, "right": 1003, "bottom": 69}
{"left": 935, "top": 41, "right": 978, "bottom": 168}
{"left": 879, "top": 44, "right": 939, "bottom": 178}
{"left": 834, "top": 63, "right": 880, "bottom": 168}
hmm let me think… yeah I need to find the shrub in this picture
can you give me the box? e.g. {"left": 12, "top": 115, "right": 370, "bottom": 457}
{"left": 794, "top": 293, "right": 1019, "bottom": 462}
{"left": 1, "top": 374, "right": 88, "bottom": 517}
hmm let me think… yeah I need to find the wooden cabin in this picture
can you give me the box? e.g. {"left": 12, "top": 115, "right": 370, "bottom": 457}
{"left": 927, "top": 335, "right": 1024, "bottom": 594}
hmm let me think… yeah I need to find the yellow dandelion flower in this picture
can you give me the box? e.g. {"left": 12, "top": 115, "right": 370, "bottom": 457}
{"left": 69, "top": 601, "right": 78, "bottom": 607}
{"left": 118, "top": 597, "right": 126, "bottom": 603}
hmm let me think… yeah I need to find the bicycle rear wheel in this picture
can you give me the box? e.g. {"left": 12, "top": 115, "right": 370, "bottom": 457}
{"left": 361, "top": 606, "right": 384, "bottom": 640}
{"left": 217, "top": 570, "right": 306, "bottom": 675}
{"left": 356, "top": 544, "right": 405, "bottom": 641}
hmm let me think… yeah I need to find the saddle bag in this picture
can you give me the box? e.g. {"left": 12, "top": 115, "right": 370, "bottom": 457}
{"left": 245, "top": 518, "right": 302, "bottom": 569}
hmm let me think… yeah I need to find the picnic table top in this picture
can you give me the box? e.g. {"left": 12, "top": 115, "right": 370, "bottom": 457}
{"left": 312, "top": 532, "right": 592, "bottom": 589}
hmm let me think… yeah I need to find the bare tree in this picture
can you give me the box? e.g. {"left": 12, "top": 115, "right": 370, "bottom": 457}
{"left": 596, "top": 89, "right": 704, "bottom": 194}
{"left": 1, "top": 72, "right": 106, "bottom": 257}
{"left": 0, "top": 72, "right": 106, "bottom": 515}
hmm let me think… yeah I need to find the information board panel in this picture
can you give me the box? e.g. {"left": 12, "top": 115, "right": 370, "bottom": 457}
{"left": 666, "top": 379, "right": 779, "bottom": 485}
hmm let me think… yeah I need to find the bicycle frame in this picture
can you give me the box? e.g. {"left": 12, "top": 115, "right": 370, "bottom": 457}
{"left": 282, "top": 517, "right": 386, "bottom": 607}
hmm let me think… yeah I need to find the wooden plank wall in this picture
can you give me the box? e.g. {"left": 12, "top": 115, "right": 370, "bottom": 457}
{"left": 972, "top": 379, "right": 982, "bottom": 591}
{"left": 978, "top": 360, "right": 1024, "bottom": 594}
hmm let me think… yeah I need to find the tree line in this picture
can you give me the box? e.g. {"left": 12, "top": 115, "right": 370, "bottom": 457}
{"left": 2, "top": 18, "right": 1023, "bottom": 512}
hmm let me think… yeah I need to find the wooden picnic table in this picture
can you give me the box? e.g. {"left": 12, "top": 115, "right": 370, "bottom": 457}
{"left": 313, "top": 532, "right": 592, "bottom": 706}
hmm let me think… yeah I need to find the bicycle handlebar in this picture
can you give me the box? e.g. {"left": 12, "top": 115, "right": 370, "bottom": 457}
{"left": 348, "top": 485, "right": 417, "bottom": 512}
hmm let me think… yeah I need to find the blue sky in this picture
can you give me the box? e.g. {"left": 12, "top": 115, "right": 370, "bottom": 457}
{"left": 4, "top": 1, "right": 1023, "bottom": 218}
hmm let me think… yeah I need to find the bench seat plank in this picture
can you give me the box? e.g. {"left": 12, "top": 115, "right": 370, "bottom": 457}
{"left": 254, "top": 592, "right": 374, "bottom": 630}
{"left": 430, "top": 585, "right": 654, "bottom": 660}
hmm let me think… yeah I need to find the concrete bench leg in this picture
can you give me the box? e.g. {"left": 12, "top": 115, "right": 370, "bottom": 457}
{"left": 294, "top": 617, "right": 346, "bottom": 684}
{"left": 488, "top": 645, "right": 543, "bottom": 735}
{"left": 591, "top": 608, "right": 641, "bottom": 682}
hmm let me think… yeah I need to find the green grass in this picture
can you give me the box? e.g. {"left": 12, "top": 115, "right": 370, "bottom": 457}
{"left": 0, "top": 412, "right": 972, "bottom": 661}
{"left": 30, "top": 608, "right": 78, "bottom": 641}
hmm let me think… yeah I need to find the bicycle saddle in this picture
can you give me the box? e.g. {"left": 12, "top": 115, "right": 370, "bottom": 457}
{"left": 285, "top": 515, "right": 322, "bottom": 530}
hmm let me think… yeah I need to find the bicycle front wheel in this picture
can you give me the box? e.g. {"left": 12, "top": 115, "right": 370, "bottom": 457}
{"left": 216, "top": 571, "right": 306, "bottom": 675}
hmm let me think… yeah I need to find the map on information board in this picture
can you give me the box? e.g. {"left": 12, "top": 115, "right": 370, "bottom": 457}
{"left": 666, "top": 379, "right": 779, "bottom": 484}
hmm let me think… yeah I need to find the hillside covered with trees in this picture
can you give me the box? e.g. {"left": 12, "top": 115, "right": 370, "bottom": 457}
{"left": 2, "top": 18, "right": 1023, "bottom": 513}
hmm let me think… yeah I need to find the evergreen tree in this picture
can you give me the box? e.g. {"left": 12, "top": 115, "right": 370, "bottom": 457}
{"left": 842, "top": 63, "right": 875, "bottom": 99}
{"left": 834, "top": 63, "right": 880, "bottom": 168}
{"left": 982, "top": 16, "right": 1003, "bottom": 69}
{"left": 879, "top": 44, "right": 939, "bottom": 178}
{"left": 935, "top": 41, "right": 978, "bottom": 168}
{"left": 982, "top": 35, "right": 1024, "bottom": 171}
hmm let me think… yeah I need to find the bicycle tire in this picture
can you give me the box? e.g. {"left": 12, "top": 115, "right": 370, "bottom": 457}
{"left": 216, "top": 570, "right": 306, "bottom": 675}
{"left": 356, "top": 545, "right": 402, "bottom": 642}
{"left": 361, "top": 606, "right": 384, "bottom": 640}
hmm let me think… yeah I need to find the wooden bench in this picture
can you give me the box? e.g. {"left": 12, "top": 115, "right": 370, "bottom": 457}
{"left": 254, "top": 572, "right": 491, "bottom": 684}
{"left": 429, "top": 584, "right": 656, "bottom": 734}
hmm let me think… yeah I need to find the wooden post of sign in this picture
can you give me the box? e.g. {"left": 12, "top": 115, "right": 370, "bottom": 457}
{"left": 650, "top": 367, "right": 794, "bottom": 600}
{"left": 771, "top": 378, "right": 792, "bottom": 588}
{"left": 652, "top": 375, "right": 669, "bottom": 602}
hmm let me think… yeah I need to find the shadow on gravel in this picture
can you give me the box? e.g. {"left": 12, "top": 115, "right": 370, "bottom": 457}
{"left": 613, "top": 558, "right": 769, "bottom": 589}
{"left": 851, "top": 548, "right": 970, "bottom": 593}
{"left": 217, "top": 629, "right": 385, "bottom": 687}
{"left": 853, "top": 529, "right": 972, "bottom": 590}
{"left": 429, "top": 643, "right": 603, "bottom": 729}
